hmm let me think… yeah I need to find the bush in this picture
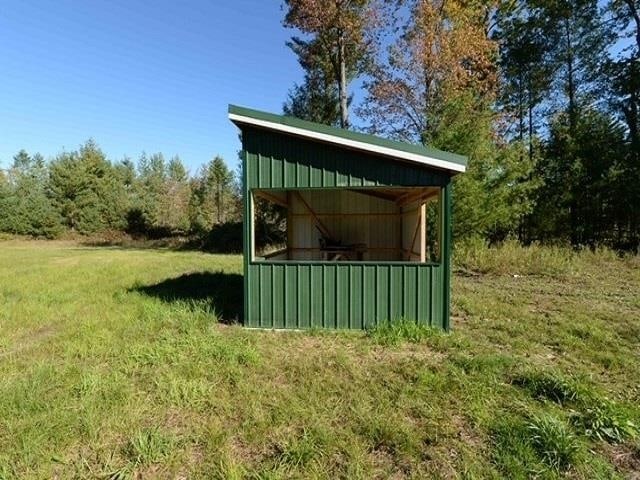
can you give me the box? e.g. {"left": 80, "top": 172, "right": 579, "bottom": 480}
{"left": 198, "top": 221, "right": 243, "bottom": 253}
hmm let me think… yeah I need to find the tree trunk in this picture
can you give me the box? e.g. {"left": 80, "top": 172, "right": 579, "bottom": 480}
{"left": 624, "top": 0, "right": 640, "bottom": 51}
{"left": 518, "top": 71, "right": 525, "bottom": 143}
{"left": 337, "top": 32, "right": 349, "bottom": 129}
{"left": 528, "top": 89, "right": 534, "bottom": 162}
{"left": 564, "top": 19, "right": 577, "bottom": 136}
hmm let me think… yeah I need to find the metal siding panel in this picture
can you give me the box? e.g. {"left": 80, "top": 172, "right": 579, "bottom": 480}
{"left": 350, "top": 266, "right": 363, "bottom": 329}
{"left": 298, "top": 265, "right": 311, "bottom": 329}
{"left": 248, "top": 265, "right": 258, "bottom": 326}
{"left": 258, "top": 153, "right": 269, "bottom": 187}
{"left": 404, "top": 266, "right": 417, "bottom": 321}
{"left": 431, "top": 266, "right": 443, "bottom": 328}
{"left": 248, "top": 154, "right": 259, "bottom": 189}
{"left": 270, "top": 156, "right": 282, "bottom": 188}
{"left": 298, "top": 161, "right": 309, "bottom": 187}
{"left": 337, "top": 266, "right": 350, "bottom": 328}
{"left": 417, "top": 266, "right": 427, "bottom": 325}
{"left": 390, "top": 266, "right": 403, "bottom": 320}
{"left": 285, "top": 158, "right": 296, "bottom": 188}
{"left": 430, "top": 266, "right": 436, "bottom": 327}
{"left": 443, "top": 182, "right": 452, "bottom": 331}
{"left": 323, "top": 265, "right": 336, "bottom": 328}
{"left": 245, "top": 128, "right": 450, "bottom": 189}
{"left": 376, "top": 265, "right": 388, "bottom": 325}
{"left": 260, "top": 265, "right": 273, "bottom": 328}
{"left": 311, "top": 265, "right": 323, "bottom": 328}
{"left": 272, "top": 265, "right": 284, "bottom": 328}
{"left": 363, "top": 265, "right": 375, "bottom": 327}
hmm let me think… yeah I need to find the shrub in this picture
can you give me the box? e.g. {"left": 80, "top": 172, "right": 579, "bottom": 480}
{"left": 527, "top": 414, "right": 579, "bottom": 471}
{"left": 198, "top": 221, "right": 243, "bottom": 253}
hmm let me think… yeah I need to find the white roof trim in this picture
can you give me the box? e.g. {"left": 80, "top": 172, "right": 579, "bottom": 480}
{"left": 229, "top": 113, "right": 466, "bottom": 173}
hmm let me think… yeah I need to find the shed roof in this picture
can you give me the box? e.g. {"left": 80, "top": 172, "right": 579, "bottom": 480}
{"left": 228, "top": 105, "right": 467, "bottom": 174}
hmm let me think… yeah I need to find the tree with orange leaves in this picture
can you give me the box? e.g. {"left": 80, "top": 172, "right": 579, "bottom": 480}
{"left": 361, "top": 0, "right": 498, "bottom": 145}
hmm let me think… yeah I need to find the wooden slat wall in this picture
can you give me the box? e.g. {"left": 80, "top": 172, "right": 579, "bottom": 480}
{"left": 288, "top": 190, "right": 401, "bottom": 261}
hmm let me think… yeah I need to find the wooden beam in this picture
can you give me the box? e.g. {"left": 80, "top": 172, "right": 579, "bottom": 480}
{"left": 409, "top": 212, "right": 421, "bottom": 260}
{"left": 348, "top": 188, "right": 399, "bottom": 202}
{"left": 293, "top": 191, "right": 336, "bottom": 242}
{"left": 395, "top": 188, "right": 426, "bottom": 206}
{"left": 401, "top": 248, "right": 422, "bottom": 259}
{"left": 254, "top": 190, "right": 288, "bottom": 208}
{"left": 263, "top": 248, "right": 288, "bottom": 259}
{"left": 397, "top": 189, "right": 439, "bottom": 208}
{"left": 289, "top": 212, "right": 401, "bottom": 218}
{"left": 289, "top": 247, "right": 400, "bottom": 251}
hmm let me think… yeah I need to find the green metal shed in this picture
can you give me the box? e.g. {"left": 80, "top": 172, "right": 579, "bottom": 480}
{"left": 229, "top": 105, "right": 467, "bottom": 331}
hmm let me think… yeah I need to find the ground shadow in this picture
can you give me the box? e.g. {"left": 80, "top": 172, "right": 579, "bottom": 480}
{"left": 133, "top": 271, "right": 243, "bottom": 323}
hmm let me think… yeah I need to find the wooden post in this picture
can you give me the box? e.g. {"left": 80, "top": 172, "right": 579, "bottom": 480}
{"left": 420, "top": 202, "right": 426, "bottom": 263}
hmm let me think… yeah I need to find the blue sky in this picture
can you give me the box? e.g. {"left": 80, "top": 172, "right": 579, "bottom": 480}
{"left": 0, "top": 1, "right": 304, "bottom": 172}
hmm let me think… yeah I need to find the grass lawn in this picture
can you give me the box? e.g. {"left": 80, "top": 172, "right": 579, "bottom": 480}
{"left": 0, "top": 240, "right": 639, "bottom": 479}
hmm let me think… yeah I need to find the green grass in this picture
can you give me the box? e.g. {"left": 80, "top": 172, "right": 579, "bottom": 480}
{"left": 1, "top": 239, "right": 639, "bottom": 478}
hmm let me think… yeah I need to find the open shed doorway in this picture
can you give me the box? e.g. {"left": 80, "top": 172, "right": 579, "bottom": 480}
{"left": 252, "top": 187, "right": 442, "bottom": 263}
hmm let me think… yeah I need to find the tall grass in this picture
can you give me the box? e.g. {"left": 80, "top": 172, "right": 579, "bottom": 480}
{"left": 454, "top": 237, "right": 635, "bottom": 276}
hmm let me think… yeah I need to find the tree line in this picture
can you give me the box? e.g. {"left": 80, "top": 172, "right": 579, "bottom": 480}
{"left": 0, "top": 141, "right": 242, "bottom": 248}
{"left": 2, "top": 0, "right": 638, "bottom": 252}
{"left": 282, "top": 0, "right": 640, "bottom": 251}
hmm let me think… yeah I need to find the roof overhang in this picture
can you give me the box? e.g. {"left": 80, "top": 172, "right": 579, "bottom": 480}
{"left": 229, "top": 106, "right": 466, "bottom": 174}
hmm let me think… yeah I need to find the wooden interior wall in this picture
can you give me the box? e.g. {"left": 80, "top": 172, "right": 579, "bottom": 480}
{"left": 401, "top": 200, "right": 421, "bottom": 261}
{"left": 289, "top": 190, "right": 402, "bottom": 261}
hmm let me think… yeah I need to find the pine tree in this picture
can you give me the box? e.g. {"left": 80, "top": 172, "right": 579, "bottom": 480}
{"left": 283, "top": 37, "right": 343, "bottom": 125}
{"left": 134, "top": 152, "right": 168, "bottom": 231}
{"left": 494, "top": 1, "right": 555, "bottom": 158}
{"left": 283, "top": 0, "right": 377, "bottom": 128}
{"left": 189, "top": 156, "right": 235, "bottom": 231}
{"left": 48, "top": 140, "right": 128, "bottom": 233}
{"left": 2, "top": 150, "right": 62, "bottom": 237}
{"left": 161, "top": 155, "right": 191, "bottom": 233}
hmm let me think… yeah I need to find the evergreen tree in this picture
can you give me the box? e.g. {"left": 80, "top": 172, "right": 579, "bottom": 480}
{"left": 189, "top": 156, "right": 235, "bottom": 231}
{"left": 48, "top": 140, "right": 128, "bottom": 233}
{"left": 283, "top": 0, "right": 377, "bottom": 128}
{"left": 1, "top": 150, "right": 62, "bottom": 237}
{"left": 161, "top": 155, "right": 191, "bottom": 233}
{"left": 134, "top": 152, "right": 168, "bottom": 231}
{"left": 494, "top": 1, "right": 555, "bottom": 158}
{"left": 283, "top": 36, "right": 343, "bottom": 125}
